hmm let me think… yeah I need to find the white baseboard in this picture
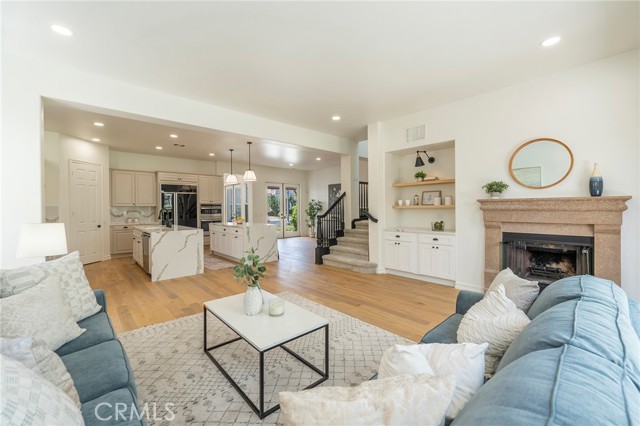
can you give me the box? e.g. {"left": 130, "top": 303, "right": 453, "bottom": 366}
{"left": 455, "top": 281, "right": 484, "bottom": 293}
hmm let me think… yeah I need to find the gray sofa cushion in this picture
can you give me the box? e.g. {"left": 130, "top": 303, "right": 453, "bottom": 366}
{"left": 62, "top": 340, "right": 137, "bottom": 403}
{"left": 56, "top": 312, "right": 116, "bottom": 356}
{"left": 453, "top": 345, "right": 640, "bottom": 425}
{"left": 420, "top": 314, "right": 462, "bottom": 344}
{"left": 82, "top": 388, "right": 144, "bottom": 426}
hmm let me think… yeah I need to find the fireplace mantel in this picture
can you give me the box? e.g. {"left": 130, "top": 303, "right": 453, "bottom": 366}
{"left": 478, "top": 196, "right": 631, "bottom": 288}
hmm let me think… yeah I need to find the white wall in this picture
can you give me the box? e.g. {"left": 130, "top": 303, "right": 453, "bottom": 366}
{"left": 43, "top": 131, "right": 60, "bottom": 220}
{"left": 371, "top": 50, "right": 640, "bottom": 299}
{"left": 0, "top": 53, "right": 354, "bottom": 268}
{"left": 308, "top": 165, "right": 341, "bottom": 212}
{"left": 110, "top": 151, "right": 218, "bottom": 175}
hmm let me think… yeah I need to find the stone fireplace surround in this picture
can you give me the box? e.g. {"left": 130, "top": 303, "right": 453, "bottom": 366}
{"left": 478, "top": 196, "right": 631, "bottom": 289}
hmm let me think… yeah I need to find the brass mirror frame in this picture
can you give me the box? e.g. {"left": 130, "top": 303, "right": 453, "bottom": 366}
{"left": 509, "top": 138, "right": 574, "bottom": 189}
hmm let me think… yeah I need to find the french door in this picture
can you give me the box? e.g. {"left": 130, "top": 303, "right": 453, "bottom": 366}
{"left": 266, "top": 183, "right": 300, "bottom": 238}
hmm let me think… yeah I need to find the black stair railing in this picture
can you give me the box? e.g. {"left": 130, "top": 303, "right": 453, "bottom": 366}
{"left": 359, "top": 181, "right": 369, "bottom": 217}
{"left": 315, "top": 192, "right": 346, "bottom": 264}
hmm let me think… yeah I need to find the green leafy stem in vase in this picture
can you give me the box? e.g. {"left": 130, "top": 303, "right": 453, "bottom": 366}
{"left": 233, "top": 247, "right": 266, "bottom": 288}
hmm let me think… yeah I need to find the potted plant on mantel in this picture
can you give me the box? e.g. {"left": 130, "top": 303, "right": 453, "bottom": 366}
{"left": 305, "top": 199, "right": 323, "bottom": 238}
{"left": 233, "top": 247, "right": 267, "bottom": 316}
{"left": 414, "top": 170, "right": 427, "bottom": 182}
{"left": 482, "top": 181, "right": 509, "bottom": 199}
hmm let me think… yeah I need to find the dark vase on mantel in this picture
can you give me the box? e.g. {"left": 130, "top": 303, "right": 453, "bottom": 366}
{"left": 589, "top": 163, "right": 603, "bottom": 197}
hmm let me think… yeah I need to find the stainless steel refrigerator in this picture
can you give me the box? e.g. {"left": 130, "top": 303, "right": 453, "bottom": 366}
{"left": 159, "top": 184, "right": 198, "bottom": 228}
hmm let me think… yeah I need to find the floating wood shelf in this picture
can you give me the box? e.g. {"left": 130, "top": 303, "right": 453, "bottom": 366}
{"left": 393, "top": 178, "right": 455, "bottom": 187}
{"left": 392, "top": 205, "right": 456, "bottom": 209}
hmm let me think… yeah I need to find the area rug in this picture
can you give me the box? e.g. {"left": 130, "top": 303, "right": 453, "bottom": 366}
{"left": 119, "top": 291, "right": 411, "bottom": 425}
{"left": 203, "top": 253, "right": 235, "bottom": 271}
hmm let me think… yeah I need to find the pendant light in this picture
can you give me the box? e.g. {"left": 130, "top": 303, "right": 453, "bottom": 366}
{"left": 243, "top": 141, "right": 257, "bottom": 182}
{"left": 225, "top": 148, "right": 239, "bottom": 184}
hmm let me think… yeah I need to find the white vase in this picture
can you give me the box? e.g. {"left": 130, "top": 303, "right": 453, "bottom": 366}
{"left": 244, "top": 286, "right": 263, "bottom": 316}
{"left": 490, "top": 192, "right": 501, "bottom": 199}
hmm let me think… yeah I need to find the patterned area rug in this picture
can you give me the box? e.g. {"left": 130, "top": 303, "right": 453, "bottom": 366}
{"left": 119, "top": 292, "right": 411, "bottom": 425}
{"left": 203, "top": 253, "right": 235, "bottom": 271}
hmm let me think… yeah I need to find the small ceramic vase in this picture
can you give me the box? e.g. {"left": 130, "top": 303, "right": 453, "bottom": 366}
{"left": 244, "top": 286, "right": 263, "bottom": 316}
{"left": 589, "top": 163, "right": 603, "bottom": 197}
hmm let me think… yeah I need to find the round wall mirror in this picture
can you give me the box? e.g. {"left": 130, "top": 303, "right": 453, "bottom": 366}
{"left": 509, "top": 138, "right": 573, "bottom": 189}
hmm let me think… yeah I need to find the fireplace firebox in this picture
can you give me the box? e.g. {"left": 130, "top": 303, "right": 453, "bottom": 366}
{"left": 502, "top": 232, "right": 594, "bottom": 288}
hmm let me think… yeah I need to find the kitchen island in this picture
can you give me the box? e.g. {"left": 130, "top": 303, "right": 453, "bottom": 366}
{"left": 133, "top": 225, "right": 204, "bottom": 282}
{"left": 210, "top": 223, "right": 278, "bottom": 262}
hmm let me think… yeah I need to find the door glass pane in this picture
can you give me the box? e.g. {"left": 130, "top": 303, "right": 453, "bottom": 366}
{"left": 225, "top": 186, "right": 233, "bottom": 221}
{"left": 266, "top": 184, "right": 281, "bottom": 232}
{"left": 234, "top": 186, "right": 242, "bottom": 219}
{"left": 285, "top": 185, "right": 298, "bottom": 232}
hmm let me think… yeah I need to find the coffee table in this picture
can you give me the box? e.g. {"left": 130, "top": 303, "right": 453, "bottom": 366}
{"left": 203, "top": 291, "right": 329, "bottom": 419}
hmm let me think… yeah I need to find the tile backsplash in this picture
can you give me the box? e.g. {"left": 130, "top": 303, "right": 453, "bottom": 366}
{"left": 110, "top": 206, "right": 158, "bottom": 224}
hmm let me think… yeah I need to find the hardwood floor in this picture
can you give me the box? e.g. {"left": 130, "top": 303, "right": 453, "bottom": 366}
{"left": 84, "top": 238, "right": 458, "bottom": 341}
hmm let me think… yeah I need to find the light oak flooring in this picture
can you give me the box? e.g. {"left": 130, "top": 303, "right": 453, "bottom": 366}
{"left": 84, "top": 237, "right": 458, "bottom": 342}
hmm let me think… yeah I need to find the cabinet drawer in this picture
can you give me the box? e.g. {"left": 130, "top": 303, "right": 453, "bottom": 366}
{"left": 384, "top": 232, "right": 418, "bottom": 243}
{"left": 419, "top": 233, "right": 455, "bottom": 246}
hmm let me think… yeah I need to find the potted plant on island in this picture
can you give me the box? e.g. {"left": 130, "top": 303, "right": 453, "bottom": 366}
{"left": 414, "top": 170, "right": 427, "bottom": 182}
{"left": 233, "top": 247, "right": 267, "bottom": 316}
{"left": 304, "top": 199, "right": 323, "bottom": 238}
{"left": 482, "top": 181, "right": 509, "bottom": 199}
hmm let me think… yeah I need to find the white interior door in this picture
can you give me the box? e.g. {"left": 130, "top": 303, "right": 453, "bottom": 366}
{"left": 69, "top": 160, "right": 102, "bottom": 264}
{"left": 266, "top": 183, "right": 300, "bottom": 238}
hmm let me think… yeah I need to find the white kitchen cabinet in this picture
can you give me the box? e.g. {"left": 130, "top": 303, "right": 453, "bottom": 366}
{"left": 198, "top": 175, "right": 223, "bottom": 204}
{"left": 111, "top": 225, "right": 134, "bottom": 254}
{"left": 419, "top": 233, "right": 456, "bottom": 281}
{"left": 231, "top": 233, "right": 244, "bottom": 259}
{"left": 111, "top": 170, "right": 156, "bottom": 206}
{"left": 132, "top": 229, "right": 143, "bottom": 266}
{"left": 157, "top": 172, "right": 198, "bottom": 183}
{"left": 383, "top": 232, "right": 418, "bottom": 273}
{"left": 209, "top": 223, "right": 278, "bottom": 262}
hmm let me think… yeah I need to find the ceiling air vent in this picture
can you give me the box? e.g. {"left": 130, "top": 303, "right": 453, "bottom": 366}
{"left": 406, "top": 125, "right": 426, "bottom": 143}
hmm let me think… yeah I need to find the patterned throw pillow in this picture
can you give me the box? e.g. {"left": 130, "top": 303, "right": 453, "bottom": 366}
{"left": 0, "top": 275, "right": 85, "bottom": 351}
{"left": 457, "top": 284, "right": 530, "bottom": 375}
{"left": 0, "top": 337, "right": 81, "bottom": 407}
{"left": 0, "top": 251, "right": 100, "bottom": 322}
{"left": 0, "top": 354, "right": 84, "bottom": 425}
{"left": 486, "top": 267, "right": 539, "bottom": 313}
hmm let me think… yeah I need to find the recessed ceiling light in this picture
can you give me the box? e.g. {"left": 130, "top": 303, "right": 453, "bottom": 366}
{"left": 316, "top": 157, "right": 321, "bottom": 161}
{"left": 331, "top": 115, "right": 341, "bottom": 121}
{"left": 91, "top": 138, "right": 100, "bottom": 142}
{"left": 51, "top": 24, "right": 73, "bottom": 37}
{"left": 170, "top": 134, "right": 178, "bottom": 138}
{"left": 93, "top": 122, "right": 104, "bottom": 127}
{"left": 541, "top": 36, "right": 561, "bottom": 47}
{"left": 289, "top": 163, "right": 294, "bottom": 167}
{"left": 155, "top": 146, "right": 163, "bottom": 150}
{"left": 209, "top": 153, "right": 215, "bottom": 157}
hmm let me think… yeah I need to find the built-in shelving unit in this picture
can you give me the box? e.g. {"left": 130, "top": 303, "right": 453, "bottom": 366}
{"left": 393, "top": 205, "right": 455, "bottom": 209}
{"left": 392, "top": 178, "right": 455, "bottom": 187}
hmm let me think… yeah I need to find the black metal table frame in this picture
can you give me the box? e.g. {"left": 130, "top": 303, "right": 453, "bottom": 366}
{"left": 203, "top": 306, "right": 329, "bottom": 419}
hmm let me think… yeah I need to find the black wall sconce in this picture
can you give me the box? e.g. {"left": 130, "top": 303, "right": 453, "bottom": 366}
{"left": 415, "top": 150, "right": 436, "bottom": 167}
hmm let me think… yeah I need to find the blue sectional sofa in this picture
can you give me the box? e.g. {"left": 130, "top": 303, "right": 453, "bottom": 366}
{"left": 55, "top": 290, "right": 143, "bottom": 426}
{"left": 422, "top": 275, "right": 640, "bottom": 425}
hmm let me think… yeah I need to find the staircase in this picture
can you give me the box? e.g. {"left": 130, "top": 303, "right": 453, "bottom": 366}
{"left": 322, "top": 220, "right": 377, "bottom": 274}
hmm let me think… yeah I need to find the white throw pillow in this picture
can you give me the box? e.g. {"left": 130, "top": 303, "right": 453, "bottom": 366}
{"left": 457, "top": 284, "right": 530, "bottom": 375}
{"left": 486, "top": 267, "right": 539, "bottom": 312}
{"left": 0, "top": 354, "right": 84, "bottom": 425}
{"left": 0, "top": 337, "right": 81, "bottom": 407}
{"left": 378, "top": 344, "right": 435, "bottom": 379}
{"left": 279, "top": 374, "right": 456, "bottom": 426}
{"left": 0, "top": 251, "right": 100, "bottom": 322}
{"left": 0, "top": 275, "right": 85, "bottom": 351}
{"left": 378, "top": 342, "right": 487, "bottom": 419}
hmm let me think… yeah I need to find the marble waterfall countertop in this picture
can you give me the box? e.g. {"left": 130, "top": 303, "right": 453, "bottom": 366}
{"left": 210, "top": 223, "right": 278, "bottom": 262}
{"left": 137, "top": 225, "right": 204, "bottom": 282}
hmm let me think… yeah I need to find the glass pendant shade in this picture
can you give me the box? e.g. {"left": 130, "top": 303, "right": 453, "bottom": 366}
{"left": 243, "top": 170, "right": 257, "bottom": 182}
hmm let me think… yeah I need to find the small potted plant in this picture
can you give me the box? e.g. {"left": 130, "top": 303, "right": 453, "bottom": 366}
{"left": 482, "top": 181, "right": 509, "bottom": 199}
{"left": 305, "top": 199, "right": 323, "bottom": 238}
{"left": 233, "top": 247, "right": 267, "bottom": 316}
{"left": 414, "top": 170, "right": 427, "bottom": 181}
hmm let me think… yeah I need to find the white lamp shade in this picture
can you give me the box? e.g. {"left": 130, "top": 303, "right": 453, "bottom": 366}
{"left": 17, "top": 223, "right": 68, "bottom": 258}
{"left": 225, "top": 173, "right": 239, "bottom": 185}
{"left": 243, "top": 170, "right": 257, "bottom": 182}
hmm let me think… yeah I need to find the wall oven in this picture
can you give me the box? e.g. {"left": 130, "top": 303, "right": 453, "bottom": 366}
{"left": 200, "top": 204, "right": 222, "bottom": 237}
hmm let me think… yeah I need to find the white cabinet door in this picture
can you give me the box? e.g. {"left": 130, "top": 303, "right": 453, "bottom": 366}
{"left": 111, "top": 227, "right": 133, "bottom": 254}
{"left": 231, "top": 234, "right": 244, "bottom": 259}
{"left": 419, "top": 243, "right": 456, "bottom": 280}
{"left": 210, "top": 176, "right": 222, "bottom": 204}
{"left": 198, "top": 176, "right": 211, "bottom": 204}
{"left": 134, "top": 172, "right": 156, "bottom": 206}
{"left": 111, "top": 170, "right": 135, "bottom": 206}
{"left": 384, "top": 240, "right": 415, "bottom": 273}
{"left": 419, "top": 244, "right": 437, "bottom": 276}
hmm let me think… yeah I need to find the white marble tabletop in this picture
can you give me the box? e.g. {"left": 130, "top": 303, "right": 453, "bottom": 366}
{"left": 204, "top": 291, "right": 328, "bottom": 351}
